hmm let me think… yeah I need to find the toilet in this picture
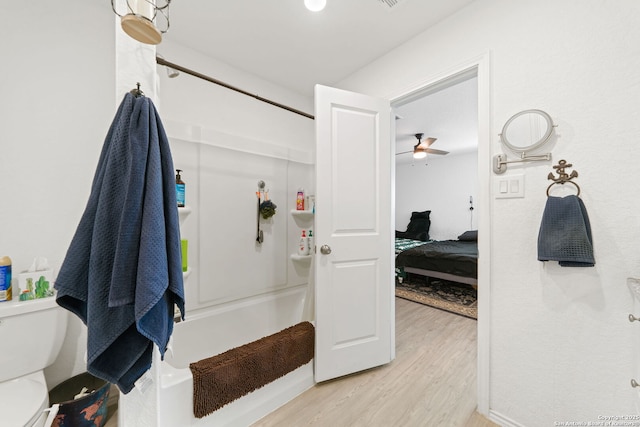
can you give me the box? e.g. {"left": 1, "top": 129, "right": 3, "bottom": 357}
{"left": 0, "top": 297, "right": 67, "bottom": 427}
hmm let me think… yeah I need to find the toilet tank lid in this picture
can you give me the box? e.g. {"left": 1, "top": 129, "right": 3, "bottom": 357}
{"left": 0, "top": 295, "right": 59, "bottom": 317}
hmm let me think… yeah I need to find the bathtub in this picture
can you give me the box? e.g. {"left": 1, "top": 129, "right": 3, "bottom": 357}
{"left": 119, "top": 284, "right": 315, "bottom": 427}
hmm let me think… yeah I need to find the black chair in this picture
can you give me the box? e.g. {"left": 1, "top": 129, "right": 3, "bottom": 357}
{"left": 396, "top": 210, "right": 431, "bottom": 241}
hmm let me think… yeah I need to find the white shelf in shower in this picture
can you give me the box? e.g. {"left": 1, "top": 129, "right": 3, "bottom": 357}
{"left": 290, "top": 209, "right": 313, "bottom": 218}
{"left": 290, "top": 254, "right": 312, "bottom": 261}
{"left": 178, "top": 205, "right": 192, "bottom": 225}
{"left": 183, "top": 267, "right": 192, "bottom": 279}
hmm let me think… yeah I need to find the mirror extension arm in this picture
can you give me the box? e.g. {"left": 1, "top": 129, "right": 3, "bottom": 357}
{"left": 493, "top": 152, "right": 552, "bottom": 174}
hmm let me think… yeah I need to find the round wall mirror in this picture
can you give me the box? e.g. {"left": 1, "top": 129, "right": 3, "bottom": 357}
{"left": 500, "top": 109, "right": 555, "bottom": 154}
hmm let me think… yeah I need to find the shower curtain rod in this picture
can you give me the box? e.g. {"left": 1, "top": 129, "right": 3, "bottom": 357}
{"left": 156, "top": 56, "right": 315, "bottom": 120}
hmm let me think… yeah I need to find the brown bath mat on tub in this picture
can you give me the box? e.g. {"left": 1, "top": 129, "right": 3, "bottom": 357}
{"left": 190, "top": 321, "right": 315, "bottom": 418}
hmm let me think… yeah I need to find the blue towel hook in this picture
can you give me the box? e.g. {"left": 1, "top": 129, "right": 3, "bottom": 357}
{"left": 130, "top": 82, "right": 145, "bottom": 98}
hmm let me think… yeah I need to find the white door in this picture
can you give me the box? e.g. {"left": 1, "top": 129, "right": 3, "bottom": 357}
{"left": 314, "top": 84, "right": 395, "bottom": 382}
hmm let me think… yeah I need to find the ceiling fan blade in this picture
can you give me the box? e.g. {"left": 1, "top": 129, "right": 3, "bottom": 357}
{"left": 424, "top": 148, "right": 449, "bottom": 155}
{"left": 424, "top": 137, "right": 437, "bottom": 147}
{"left": 399, "top": 135, "right": 442, "bottom": 156}
{"left": 415, "top": 137, "right": 437, "bottom": 149}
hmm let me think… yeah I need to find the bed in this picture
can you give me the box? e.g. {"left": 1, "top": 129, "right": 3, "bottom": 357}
{"left": 395, "top": 210, "right": 477, "bottom": 286}
{"left": 395, "top": 236, "right": 478, "bottom": 286}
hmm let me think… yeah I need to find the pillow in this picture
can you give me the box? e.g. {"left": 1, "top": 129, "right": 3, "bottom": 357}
{"left": 409, "top": 210, "right": 431, "bottom": 220}
{"left": 458, "top": 230, "right": 478, "bottom": 241}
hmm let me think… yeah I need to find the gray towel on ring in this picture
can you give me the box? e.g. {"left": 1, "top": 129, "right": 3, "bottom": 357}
{"left": 537, "top": 195, "right": 594, "bottom": 267}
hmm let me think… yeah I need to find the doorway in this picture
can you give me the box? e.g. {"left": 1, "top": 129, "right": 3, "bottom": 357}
{"left": 393, "top": 73, "right": 478, "bottom": 240}
{"left": 389, "top": 56, "right": 491, "bottom": 415}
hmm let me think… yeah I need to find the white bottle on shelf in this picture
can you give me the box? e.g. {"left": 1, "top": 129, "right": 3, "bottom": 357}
{"left": 307, "top": 229, "right": 314, "bottom": 254}
{"left": 298, "top": 230, "right": 309, "bottom": 256}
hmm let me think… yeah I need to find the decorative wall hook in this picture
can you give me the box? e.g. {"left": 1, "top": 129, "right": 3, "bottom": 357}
{"left": 546, "top": 159, "right": 580, "bottom": 196}
{"left": 130, "top": 82, "right": 144, "bottom": 98}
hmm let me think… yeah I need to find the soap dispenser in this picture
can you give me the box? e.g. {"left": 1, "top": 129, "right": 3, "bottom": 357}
{"left": 307, "top": 229, "right": 314, "bottom": 254}
{"left": 176, "top": 169, "right": 186, "bottom": 207}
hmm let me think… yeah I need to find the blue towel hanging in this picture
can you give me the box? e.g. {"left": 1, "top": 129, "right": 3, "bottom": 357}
{"left": 537, "top": 195, "right": 595, "bottom": 267}
{"left": 55, "top": 91, "right": 185, "bottom": 393}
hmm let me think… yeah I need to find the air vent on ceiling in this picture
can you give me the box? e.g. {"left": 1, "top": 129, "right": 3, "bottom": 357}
{"left": 377, "top": 0, "right": 405, "bottom": 10}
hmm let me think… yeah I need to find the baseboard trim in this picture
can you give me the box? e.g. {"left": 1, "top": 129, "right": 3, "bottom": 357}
{"left": 489, "top": 409, "right": 527, "bottom": 427}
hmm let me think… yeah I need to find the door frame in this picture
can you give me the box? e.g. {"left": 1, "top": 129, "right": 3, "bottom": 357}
{"left": 387, "top": 52, "right": 491, "bottom": 415}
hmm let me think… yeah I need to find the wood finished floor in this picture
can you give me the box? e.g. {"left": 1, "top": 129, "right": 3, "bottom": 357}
{"left": 253, "top": 298, "right": 497, "bottom": 427}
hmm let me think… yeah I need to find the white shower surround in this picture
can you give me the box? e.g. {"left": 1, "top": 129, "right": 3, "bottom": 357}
{"left": 117, "top": 122, "right": 315, "bottom": 425}
{"left": 120, "top": 285, "right": 314, "bottom": 427}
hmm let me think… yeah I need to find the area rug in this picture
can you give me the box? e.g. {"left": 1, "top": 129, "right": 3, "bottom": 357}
{"left": 395, "top": 278, "right": 477, "bottom": 320}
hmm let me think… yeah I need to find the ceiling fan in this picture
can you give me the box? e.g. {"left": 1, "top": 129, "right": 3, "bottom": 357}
{"left": 396, "top": 133, "right": 449, "bottom": 159}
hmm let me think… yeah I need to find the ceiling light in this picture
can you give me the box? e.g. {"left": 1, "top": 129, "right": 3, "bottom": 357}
{"left": 304, "top": 0, "right": 327, "bottom": 12}
{"left": 413, "top": 150, "right": 427, "bottom": 160}
{"left": 112, "top": 0, "right": 171, "bottom": 45}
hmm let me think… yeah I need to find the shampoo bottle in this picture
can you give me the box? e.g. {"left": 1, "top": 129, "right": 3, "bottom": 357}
{"left": 0, "top": 256, "right": 12, "bottom": 302}
{"left": 176, "top": 169, "right": 186, "bottom": 207}
{"left": 296, "top": 188, "right": 305, "bottom": 210}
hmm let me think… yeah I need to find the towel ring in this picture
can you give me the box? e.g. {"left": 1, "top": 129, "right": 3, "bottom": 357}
{"left": 546, "top": 180, "right": 580, "bottom": 197}
{"left": 546, "top": 159, "right": 580, "bottom": 197}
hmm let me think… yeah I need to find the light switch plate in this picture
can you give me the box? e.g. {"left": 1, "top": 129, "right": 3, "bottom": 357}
{"left": 494, "top": 174, "right": 524, "bottom": 198}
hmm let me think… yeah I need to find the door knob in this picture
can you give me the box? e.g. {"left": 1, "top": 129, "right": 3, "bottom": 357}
{"left": 320, "top": 245, "right": 332, "bottom": 255}
{"left": 632, "top": 379, "right": 640, "bottom": 388}
{"left": 629, "top": 314, "right": 640, "bottom": 322}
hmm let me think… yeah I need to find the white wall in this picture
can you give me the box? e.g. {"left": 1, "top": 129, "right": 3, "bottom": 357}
{"left": 156, "top": 41, "right": 313, "bottom": 149}
{"left": 341, "top": 0, "right": 640, "bottom": 425}
{"left": 0, "top": 1, "right": 115, "bottom": 388}
{"left": 396, "top": 152, "right": 478, "bottom": 241}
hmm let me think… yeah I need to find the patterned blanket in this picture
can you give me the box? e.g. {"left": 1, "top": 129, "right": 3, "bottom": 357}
{"left": 395, "top": 238, "right": 430, "bottom": 254}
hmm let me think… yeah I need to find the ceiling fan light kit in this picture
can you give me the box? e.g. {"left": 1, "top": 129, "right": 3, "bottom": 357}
{"left": 413, "top": 149, "right": 427, "bottom": 159}
{"left": 396, "top": 132, "right": 449, "bottom": 159}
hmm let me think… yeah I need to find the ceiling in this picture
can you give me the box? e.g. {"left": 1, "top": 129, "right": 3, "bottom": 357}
{"left": 394, "top": 76, "right": 478, "bottom": 163}
{"left": 159, "top": 0, "right": 478, "bottom": 157}
{"left": 165, "top": 0, "right": 475, "bottom": 97}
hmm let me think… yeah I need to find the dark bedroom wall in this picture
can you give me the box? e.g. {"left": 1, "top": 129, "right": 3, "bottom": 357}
{"left": 395, "top": 151, "right": 478, "bottom": 241}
